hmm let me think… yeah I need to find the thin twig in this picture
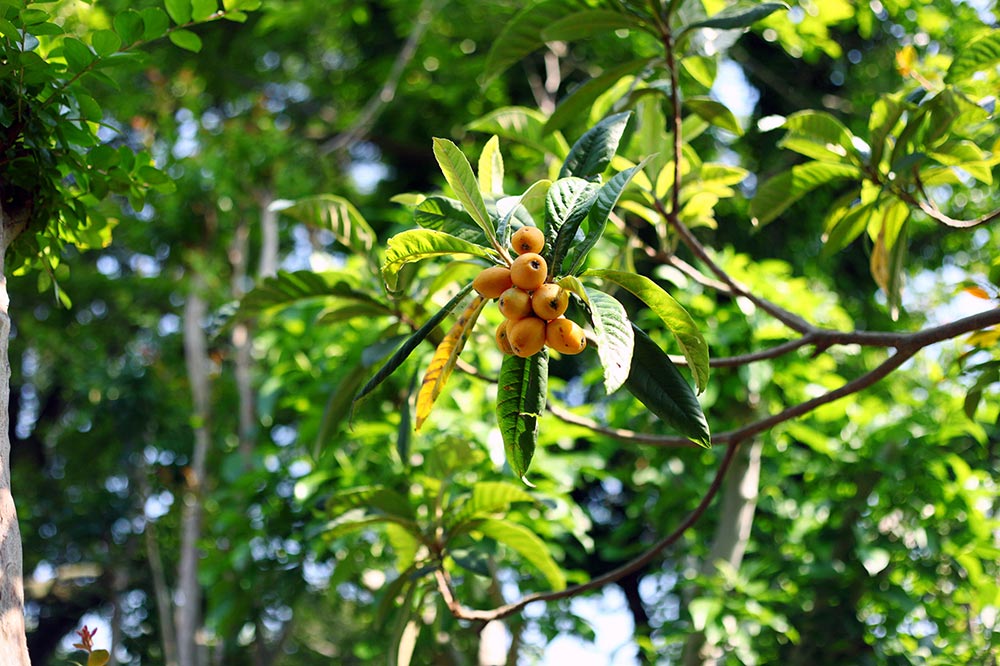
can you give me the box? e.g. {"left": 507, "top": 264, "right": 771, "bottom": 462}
{"left": 436, "top": 442, "right": 740, "bottom": 622}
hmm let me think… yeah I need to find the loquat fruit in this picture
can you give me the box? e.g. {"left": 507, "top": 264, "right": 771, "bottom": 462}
{"left": 473, "top": 265, "right": 513, "bottom": 299}
{"left": 546, "top": 317, "right": 587, "bottom": 355}
{"left": 531, "top": 283, "right": 569, "bottom": 320}
{"left": 508, "top": 316, "right": 547, "bottom": 358}
{"left": 510, "top": 252, "right": 548, "bottom": 290}
{"left": 497, "top": 286, "right": 533, "bottom": 320}
{"left": 511, "top": 226, "right": 545, "bottom": 255}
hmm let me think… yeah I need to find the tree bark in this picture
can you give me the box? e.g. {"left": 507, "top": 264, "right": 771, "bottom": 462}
{"left": 177, "top": 276, "right": 212, "bottom": 666}
{"left": 682, "top": 438, "right": 763, "bottom": 666}
{"left": 0, "top": 203, "right": 32, "bottom": 665}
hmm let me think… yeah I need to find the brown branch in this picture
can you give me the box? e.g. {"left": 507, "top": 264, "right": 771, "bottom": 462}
{"left": 436, "top": 442, "right": 740, "bottom": 622}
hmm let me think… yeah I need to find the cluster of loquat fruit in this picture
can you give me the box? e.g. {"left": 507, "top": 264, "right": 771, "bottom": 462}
{"left": 472, "top": 226, "right": 588, "bottom": 358}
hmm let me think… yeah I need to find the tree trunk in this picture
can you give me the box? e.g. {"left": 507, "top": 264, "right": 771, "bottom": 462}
{"left": 682, "top": 438, "right": 763, "bottom": 666}
{"left": 177, "top": 278, "right": 212, "bottom": 666}
{"left": 0, "top": 204, "right": 32, "bottom": 664}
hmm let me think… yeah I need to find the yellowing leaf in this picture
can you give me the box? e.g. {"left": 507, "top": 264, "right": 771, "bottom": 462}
{"left": 415, "top": 295, "right": 486, "bottom": 430}
{"left": 895, "top": 45, "right": 917, "bottom": 77}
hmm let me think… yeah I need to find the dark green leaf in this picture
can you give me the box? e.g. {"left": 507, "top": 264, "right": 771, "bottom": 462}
{"left": 482, "top": 0, "right": 587, "bottom": 84}
{"left": 585, "top": 269, "right": 709, "bottom": 393}
{"left": 76, "top": 94, "right": 102, "bottom": 123}
{"left": 584, "top": 287, "right": 634, "bottom": 394}
{"left": 540, "top": 9, "right": 647, "bottom": 42}
{"left": 414, "top": 196, "right": 489, "bottom": 246}
{"left": 560, "top": 111, "right": 632, "bottom": 179}
{"left": 168, "top": 29, "right": 202, "bottom": 52}
{"left": 496, "top": 351, "right": 548, "bottom": 481}
{"left": 545, "top": 177, "right": 599, "bottom": 269}
{"left": 683, "top": 2, "right": 788, "bottom": 32}
{"left": 325, "top": 486, "right": 415, "bottom": 521}
{"left": 544, "top": 59, "right": 651, "bottom": 135}
{"left": 113, "top": 10, "right": 144, "bottom": 44}
{"left": 625, "top": 326, "right": 711, "bottom": 447}
{"left": 564, "top": 159, "right": 648, "bottom": 275}
{"left": 91, "top": 30, "right": 121, "bottom": 57}
{"left": 235, "top": 270, "right": 384, "bottom": 320}
{"left": 62, "top": 38, "right": 95, "bottom": 72}
{"left": 432, "top": 138, "right": 496, "bottom": 246}
{"left": 355, "top": 283, "right": 475, "bottom": 403}
{"left": 945, "top": 29, "right": 1000, "bottom": 83}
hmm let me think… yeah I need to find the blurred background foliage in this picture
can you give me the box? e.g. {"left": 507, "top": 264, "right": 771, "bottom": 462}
{"left": 5, "top": 0, "right": 999, "bottom": 664}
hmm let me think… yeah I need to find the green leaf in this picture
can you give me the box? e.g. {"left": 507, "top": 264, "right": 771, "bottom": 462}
{"left": 432, "top": 138, "right": 497, "bottom": 247}
{"left": 780, "top": 110, "right": 860, "bottom": 163}
{"left": 168, "top": 29, "right": 202, "bottom": 52}
{"left": 585, "top": 270, "right": 708, "bottom": 393}
{"left": 270, "top": 195, "right": 376, "bottom": 255}
{"left": 625, "top": 326, "right": 710, "bottom": 447}
{"left": 564, "top": 159, "right": 648, "bottom": 275}
{"left": 684, "top": 97, "right": 742, "bottom": 135}
{"left": 682, "top": 2, "right": 788, "bottom": 32}
{"left": 325, "top": 486, "right": 415, "bottom": 521}
{"left": 822, "top": 198, "right": 876, "bottom": 257}
{"left": 482, "top": 0, "right": 587, "bottom": 84}
{"left": 355, "top": 283, "right": 474, "bottom": 403}
{"left": 583, "top": 287, "right": 634, "bottom": 394}
{"left": 468, "top": 107, "right": 570, "bottom": 157}
{"left": 62, "top": 38, "right": 95, "bottom": 72}
{"left": 76, "top": 94, "right": 102, "bottom": 123}
{"left": 868, "top": 93, "right": 907, "bottom": 168}
{"left": 560, "top": 111, "right": 632, "bottom": 179}
{"left": 191, "top": 0, "right": 218, "bottom": 22}
{"left": 945, "top": 29, "right": 1000, "bottom": 83}
{"left": 546, "top": 177, "right": 599, "bottom": 269}
{"left": 476, "top": 518, "right": 566, "bottom": 590}
{"left": 112, "top": 10, "right": 143, "bottom": 45}
{"left": 140, "top": 8, "right": 171, "bottom": 40}
{"left": 87, "top": 650, "right": 111, "bottom": 666}
{"left": 478, "top": 135, "right": 504, "bottom": 196}
{"left": 165, "top": 0, "right": 192, "bottom": 25}
{"left": 496, "top": 351, "right": 548, "bottom": 481}
{"left": 749, "top": 162, "right": 861, "bottom": 228}
{"left": 382, "top": 229, "right": 493, "bottom": 291}
{"left": 544, "top": 59, "right": 650, "bottom": 136}
{"left": 540, "top": 9, "right": 647, "bottom": 42}
{"left": 415, "top": 296, "right": 486, "bottom": 430}
{"left": 928, "top": 140, "right": 993, "bottom": 185}
{"left": 91, "top": 30, "right": 121, "bottom": 57}
{"left": 414, "top": 196, "right": 489, "bottom": 246}
{"left": 235, "top": 270, "right": 386, "bottom": 320}
{"left": 446, "top": 481, "right": 538, "bottom": 533}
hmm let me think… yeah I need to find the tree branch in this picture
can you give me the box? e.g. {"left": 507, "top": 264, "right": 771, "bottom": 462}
{"left": 436, "top": 442, "right": 740, "bottom": 622}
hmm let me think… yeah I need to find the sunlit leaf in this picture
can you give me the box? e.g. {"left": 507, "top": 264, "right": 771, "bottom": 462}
{"left": 415, "top": 296, "right": 486, "bottom": 430}
{"left": 355, "top": 283, "right": 475, "bottom": 403}
{"left": 87, "top": 650, "right": 111, "bottom": 666}
{"left": 475, "top": 518, "right": 566, "bottom": 590}
{"left": 468, "top": 107, "right": 570, "bottom": 157}
{"left": 585, "top": 269, "right": 709, "bottom": 393}
{"left": 560, "top": 111, "right": 632, "bottom": 179}
{"left": 446, "top": 481, "right": 539, "bottom": 533}
{"left": 165, "top": 0, "right": 192, "bottom": 25}
{"left": 324, "top": 485, "right": 414, "bottom": 520}
{"left": 234, "top": 270, "right": 383, "bottom": 320}
{"left": 168, "top": 29, "right": 202, "bottom": 52}
{"left": 433, "top": 138, "right": 497, "bottom": 247}
{"left": 413, "top": 196, "right": 488, "bottom": 246}
{"left": 749, "top": 162, "right": 861, "bottom": 227}
{"left": 584, "top": 287, "right": 634, "bottom": 394}
{"left": 478, "top": 135, "right": 505, "bottom": 196}
{"left": 496, "top": 351, "right": 548, "bottom": 481}
{"left": 482, "top": 0, "right": 588, "bottom": 84}
{"left": 382, "top": 229, "right": 493, "bottom": 291}
{"left": 780, "top": 110, "right": 860, "bottom": 163}
{"left": 682, "top": 2, "right": 788, "bottom": 32}
{"left": 684, "top": 97, "right": 742, "bottom": 136}
{"left": 540, "top": 9, "right": 647, "bottom": 42}
{"left": 271, "top": 195, "right": 377, "bottom": 255}
{"left": 945, "top": 28, "right": 1000, "bottom": 83}
{"left": 625, "top": 326, "right": 710, "bottom": 447}
{"left": 545, "top": 59, "right": 648, "bottom": 135}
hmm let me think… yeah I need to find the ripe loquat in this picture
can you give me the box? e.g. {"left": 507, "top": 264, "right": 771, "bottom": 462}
{"left": 511, "top": 226, "right": 545, "bottom": 255}
{"left": 510, "top": 252, "right": 548, "bottom": 290}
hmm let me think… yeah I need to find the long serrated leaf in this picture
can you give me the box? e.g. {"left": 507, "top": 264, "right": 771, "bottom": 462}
{"left": 749, "top": 162, "right": 861, "bottom": 227}
{"left": 432, "top": 138, "right": 497, "bottom": 246}
{"left": 478, "top": 135, "right": 505, "bottom": 196}
{"left": 355, "top": 283, "right": 474, "bottom": 403}
{"left": 468, "top": 107, "right": 571, "bottom": 157}
{"left": 382, "top": 229, "right": 493, "bottom": 291}
{"left": 945, "top": 28, "right": 1000, "bottom": 83}
{"left": 415, "top": 296, "right": 486, "bottom": 430}
{"left": 235, "top": 270, "right": 382, "bottom": 320}
{"left": 625, "top": 325, "right": 710, "bottom": 447}
{"left": 684, "top": 97, "right": 743, "bottom": 136}
{"left": 482, "top": 0, "right": 588, "bottom": 84}
{"left": 548, "top": 178, "right": 599, "bottom": 275}
{"left": 560, "top": 111, "right": 632, "bottom": 179}
{"left": 564, "top": 159, "right": 648, "bottom": 275}
{"left": 270, "top": 195, "right": 376, "bottom": 255}
{"left": 540, "top": 9, "right": 648, "bottom": 41}
{"left": 446, "top": 481, "right": 538, "bottom": 533}
{"left": 496, "top": 352, "right": 548, "bottom": 481}
{"left": 498, "top": 179, "right": 552, "bottom": 247}
{"left": 584, "top": 269, "right": 709, "bottom": 393}
{"left": 584, "top": 287, "right": 634, "bottom": 394}
{"left": 414, "top": 196, "right": 489, "bottom": 245}
{"left": 476, "top": 518, "right": 566, "bottom": 590}
{"left": 545, "top": 59, "right": 651, "bottom": 136}
{"left": 682, "top": 1, "right": 788, "bottom": 32}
